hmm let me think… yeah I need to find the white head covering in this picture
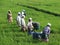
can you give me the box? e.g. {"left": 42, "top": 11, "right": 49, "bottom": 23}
{"left": 18, "top": 12, "right": 21, "bottom": 15}
{"left": 29, "top": 18, "right": 32, "bottom": 20}
{"left": 47, "top": 23, "right": 51, "bottom": 26}
{"left": 23, "top": 9, "right": 25, "bottom": 12}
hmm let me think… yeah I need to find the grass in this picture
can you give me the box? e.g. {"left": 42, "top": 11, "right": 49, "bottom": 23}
{"left": 0, "top": 0, "right": 60, "bottom": 45}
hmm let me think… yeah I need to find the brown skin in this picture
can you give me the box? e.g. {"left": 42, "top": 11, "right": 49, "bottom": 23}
{"left": 7, "top": 10, "right": 13, "bottom": 23}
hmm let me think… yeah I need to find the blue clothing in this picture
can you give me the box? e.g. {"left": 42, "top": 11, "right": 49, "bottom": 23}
{"left": 28, "top": 27, "right": 34, "bottom": 35}
{"left": 42, "top": 26, "right": 50, "bottom": 39}
{"left": 43, "top": 26, "right": 50, "bottom": 35}
{"left": 33, "top": 32, "right": 42, "bottom": 39}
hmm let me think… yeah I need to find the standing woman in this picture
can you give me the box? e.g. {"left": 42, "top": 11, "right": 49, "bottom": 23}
{"left": 21, "top": 15, "right": 26, "bottom": 32}
{"left": 16, "top": 12, "right": 21, "bottom": 27}
{"left": 27, "top": 18, "right": 34, "bottom": 35}
{"left": 7, "top": 10, "right": 13, "bottom": 23}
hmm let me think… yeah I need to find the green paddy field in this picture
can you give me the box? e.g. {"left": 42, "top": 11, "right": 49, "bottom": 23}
{"left": 0, "top": 0, "right": 60, "bottom": 45}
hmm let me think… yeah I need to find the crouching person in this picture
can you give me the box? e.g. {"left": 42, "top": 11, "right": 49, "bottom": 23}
{"left": 41, "top": 23, "right": 51, "bottom": 42}
{"left": 27, "top": 18, "right": 34, "bottom": 35}
{"left": 21, "top": 15, "right": 27, "bottom": 32}
{"left": 32, "top": 22, "right": 40, "bottom": 30}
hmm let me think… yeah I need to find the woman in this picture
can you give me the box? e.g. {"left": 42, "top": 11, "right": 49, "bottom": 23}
{"left": 16, "top": 12, "right": 21, "bottom": 27}
{"left": 41, "top": 23, "right": 51, "bottom": 42}
{"left": 27, "top": 18, "right": 34, "bottom": 35}
{"left": 21, "top": 15, "right": 26, "bottom": 32}
{"left": 7, "top": 10, "right": 13, "bottom": 23}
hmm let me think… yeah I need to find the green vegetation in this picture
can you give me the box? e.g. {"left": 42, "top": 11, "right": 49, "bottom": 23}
{"left": 0, "top": 0, "right": 60, "bottom": 45}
